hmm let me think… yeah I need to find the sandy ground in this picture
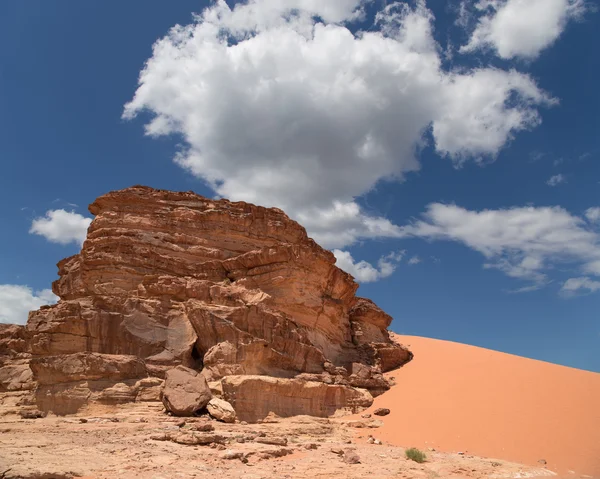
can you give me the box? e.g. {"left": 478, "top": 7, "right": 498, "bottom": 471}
{"left": 0, "top": 402, "right": 558, "bottom": 479}
{"left": 364, "top": 335, "right": 600, "bottom": 478}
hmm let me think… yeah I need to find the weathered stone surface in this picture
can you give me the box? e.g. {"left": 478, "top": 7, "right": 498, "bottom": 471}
{"left": 207, "top": 397, "right": 236, "bottom": 423}
{"left": 0, "top": 186, "right": 411, "bottom": 419}
{"left": 220, "top": 375, "right": 373, "bottom": 422}
{"left": 30, "top": 353, "right": 147, "bottom": 385}
{"left": 0, "top": 360, "right": 34, "bottom": 391}
{"left": 161, "top": 365, "right": 212, "bottom": 416}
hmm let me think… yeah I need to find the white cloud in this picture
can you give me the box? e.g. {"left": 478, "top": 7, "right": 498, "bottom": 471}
{"left": 508, "top": 283, "right": 547, "bottom": 294}
{"left": 0, "top": 285, "right": 58, "bottom": 325}
{"left": 408, "top": 255, "right": 421, "bottom": 265}
{"left": 333, "top": 249, "right": 404, "bottom": 283}
{"left": 29, "top": 210, "right": 92, "bottom": 246}
{"left": 561, "top": 277, "right": 600, "bottom": 296}
{"left": 461, "top": 0, "right": 587, "bottom": 60}
{"left": 400, "top": 203, "right": 600, "bottom": 288}
{"left": 585, "top": 207, "right": 600, "bottom": 223}
{"left": 546, "top": 174, "right": 566, "bottom": 186}
{"left": 123, "top": 0, "right": 553, "bottom": 249}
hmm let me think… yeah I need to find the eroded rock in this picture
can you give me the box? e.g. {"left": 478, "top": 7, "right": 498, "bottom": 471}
{"left": 207, "top": 397, "right": 236, "bottom": 423}
{"left": 161, "top": 366, "right": 212, "bottom": 416}
{"left": 0, "top": 186, "right": 411, "bottom": 420}
{"left": 221, "top": 375, "right": 373, "bottom": 422}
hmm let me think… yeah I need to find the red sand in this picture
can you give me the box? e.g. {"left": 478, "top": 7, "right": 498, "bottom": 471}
{"left": 367, "top": 335, "right": 600, "bottom": 477}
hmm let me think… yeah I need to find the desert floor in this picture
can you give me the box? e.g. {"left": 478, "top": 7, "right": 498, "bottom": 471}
{"left": 0, "top": 401, "right": 560, "bottom": 479}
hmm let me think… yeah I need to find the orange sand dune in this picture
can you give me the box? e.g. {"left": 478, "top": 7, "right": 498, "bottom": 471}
{"left": 368, "top": 335, "right": 600, "bottom": 477}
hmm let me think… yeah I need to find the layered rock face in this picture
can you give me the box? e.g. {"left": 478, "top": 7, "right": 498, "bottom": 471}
{"left": 0, "top": 186, "right": 411, "bottom": 419}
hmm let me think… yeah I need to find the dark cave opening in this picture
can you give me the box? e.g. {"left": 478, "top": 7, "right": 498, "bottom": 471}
{"left": 189, "top": 344, "right": 204, "bottom": 370}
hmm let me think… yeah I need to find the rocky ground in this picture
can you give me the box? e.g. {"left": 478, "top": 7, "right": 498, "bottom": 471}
{"left": 0, "top": 401, "right": 557, "bottom": 479}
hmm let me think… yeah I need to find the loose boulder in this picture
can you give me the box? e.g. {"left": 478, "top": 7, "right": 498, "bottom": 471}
{"left": 207, "top": 397, "right": 236, "bottom": 423}
{"left": 161, "top": 365, "right": 212, "bottom": 416}
{"left": 373, "top": 407, "right": 390, "bottom": 416}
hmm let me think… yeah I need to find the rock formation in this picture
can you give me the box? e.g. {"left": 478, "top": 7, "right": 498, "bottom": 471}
{"left": 0, "top": 186, "right": 412, "bottom": 420}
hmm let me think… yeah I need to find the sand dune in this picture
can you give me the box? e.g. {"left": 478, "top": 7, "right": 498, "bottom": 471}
{"left": 366, "top": 335, "right": 600, "bottom": 477}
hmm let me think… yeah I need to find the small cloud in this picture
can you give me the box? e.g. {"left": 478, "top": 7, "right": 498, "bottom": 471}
{"left": 430, "top": 256, "right": 441, "bottom": 264}
{"left": 546, "top": 174, "right": 566, "bottom": 187}
{"left": 553, "top": 158, "right": 564, "bottom": 167}
{"left": 453, "top": 0, "right": 473, "bottom": 28}
{"left": 460, "top": 0, "right": 588, "bottom": 60}
{"left": 408, "top": 255, "right": 422, "bottom": 265}
{"left": 30, "top": 209, "right": 92, "bottom": 246}
{"left": 507, "top": 283, "right": 549, "bottom": 294}
{"left": 579, "top": 152, "right": 591, "bottom": 161}
{"left": 585, "top": 207, "right": 600, "bottom": 223}
{"left": 560, "top": 277, "right": 600, "bottom": 297}
{"left": 333, "top": 249, "right": 405, "bottom": 283}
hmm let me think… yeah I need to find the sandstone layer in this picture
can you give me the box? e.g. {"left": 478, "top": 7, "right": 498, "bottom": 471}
{"left": 0, "top": 186, "right": 411, "bottom": 420}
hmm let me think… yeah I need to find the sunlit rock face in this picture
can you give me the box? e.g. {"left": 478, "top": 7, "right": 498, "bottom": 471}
{"left": 0, "top": 186, "right": 412, "bottom": 418}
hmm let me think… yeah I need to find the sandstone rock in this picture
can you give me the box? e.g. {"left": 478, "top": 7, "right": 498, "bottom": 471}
{"left": 19, "top": 408, "right": 46, "bottom": 419}
{"left": 0, "top": 186, "right": 411, "bottom": 418}
{"left": 343, "top": 450, "right": 361, "bottom": 464}
{"left": 345, "top": 420, "right": 367, "bottom": 428}
{"left": 193, "top": 422, "right": 215, "bottom": 432}
{"left": 150, "top": 431, "right": 225, "bottom": 445}
{"left": 373, "top": 407, "right": 390, "bottom": 416}
{"left": 221, "top": 375, "right": 373, "bottom": 422}
{"left": 29, "top": 353, "right": 147, "bottom": 385}
{"left": 207, "top": 397, "right": 236, "bottom": 423}
{"left": 259, "top": 448, "right": 293, "bottom": 459}
{"left": 161, "top": 366, "right": 212, "bottom": 416}
{"left": 0, "top": 361, "right": 34, "bottom": 391}
{"left": 255, "top": 436, "right": 288, "bottom": 446}
{"left": 222, "top": 449, "right": 245, "bottom": 460}
{"left": 172, "top": 431, "right": 225, "bottom": 445}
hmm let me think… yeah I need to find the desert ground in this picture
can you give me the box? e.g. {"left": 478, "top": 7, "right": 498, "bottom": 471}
{"left": 0, "top": 400, "right": 559, "bottom": 479}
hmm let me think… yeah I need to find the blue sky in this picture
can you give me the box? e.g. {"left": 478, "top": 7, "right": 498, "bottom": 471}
{"left": 1, "top": 0, "right": 599, "bottom": 372}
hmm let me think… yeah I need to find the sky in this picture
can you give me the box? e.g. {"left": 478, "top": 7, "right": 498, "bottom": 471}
{"left": 1, "top": 0, "right": 599, "bottom": 372}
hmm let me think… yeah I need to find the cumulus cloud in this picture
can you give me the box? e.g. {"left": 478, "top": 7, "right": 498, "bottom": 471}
{"left": 461, "top": 0, "right": 587, "bottom": 59}
{"left": 124, "top": 0, "right": 553, "bottom": 250}
{"left": 546, "top": 174, "right": 566, "bottom": 186}
{"left": 0, "top": 285, "right": 58, "bottom": 325}
{"left": 333, "top": 249, "right": 405, "bottom": 283}
{"left": 561, "top": 277, "right": 600, "bottom": 296}
{"left": 585, "top": 207, "right": 600, "bottom": 223}
{"left": 29, "top": 210, "right": 92, "bottom": 246}
{"left": 400, "top": 203, "right": 600, "bottom": 288}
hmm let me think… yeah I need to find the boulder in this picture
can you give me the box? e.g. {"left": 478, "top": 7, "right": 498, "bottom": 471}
{"left": 343, "top": 449, "right": 361, "bottom": 464}
{"left": 373, "top": 407, "right": 391, "bottom": 416}
{"left": 161, "top": 366, "right": 212, "bottom": 416}
{"left": 207, "top": 397, "right": 236, "bottom": 423}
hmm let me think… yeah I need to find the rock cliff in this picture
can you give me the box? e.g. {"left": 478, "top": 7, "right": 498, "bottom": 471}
{"left": 0, "top": 186, "right": 412, "bottom": 419}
